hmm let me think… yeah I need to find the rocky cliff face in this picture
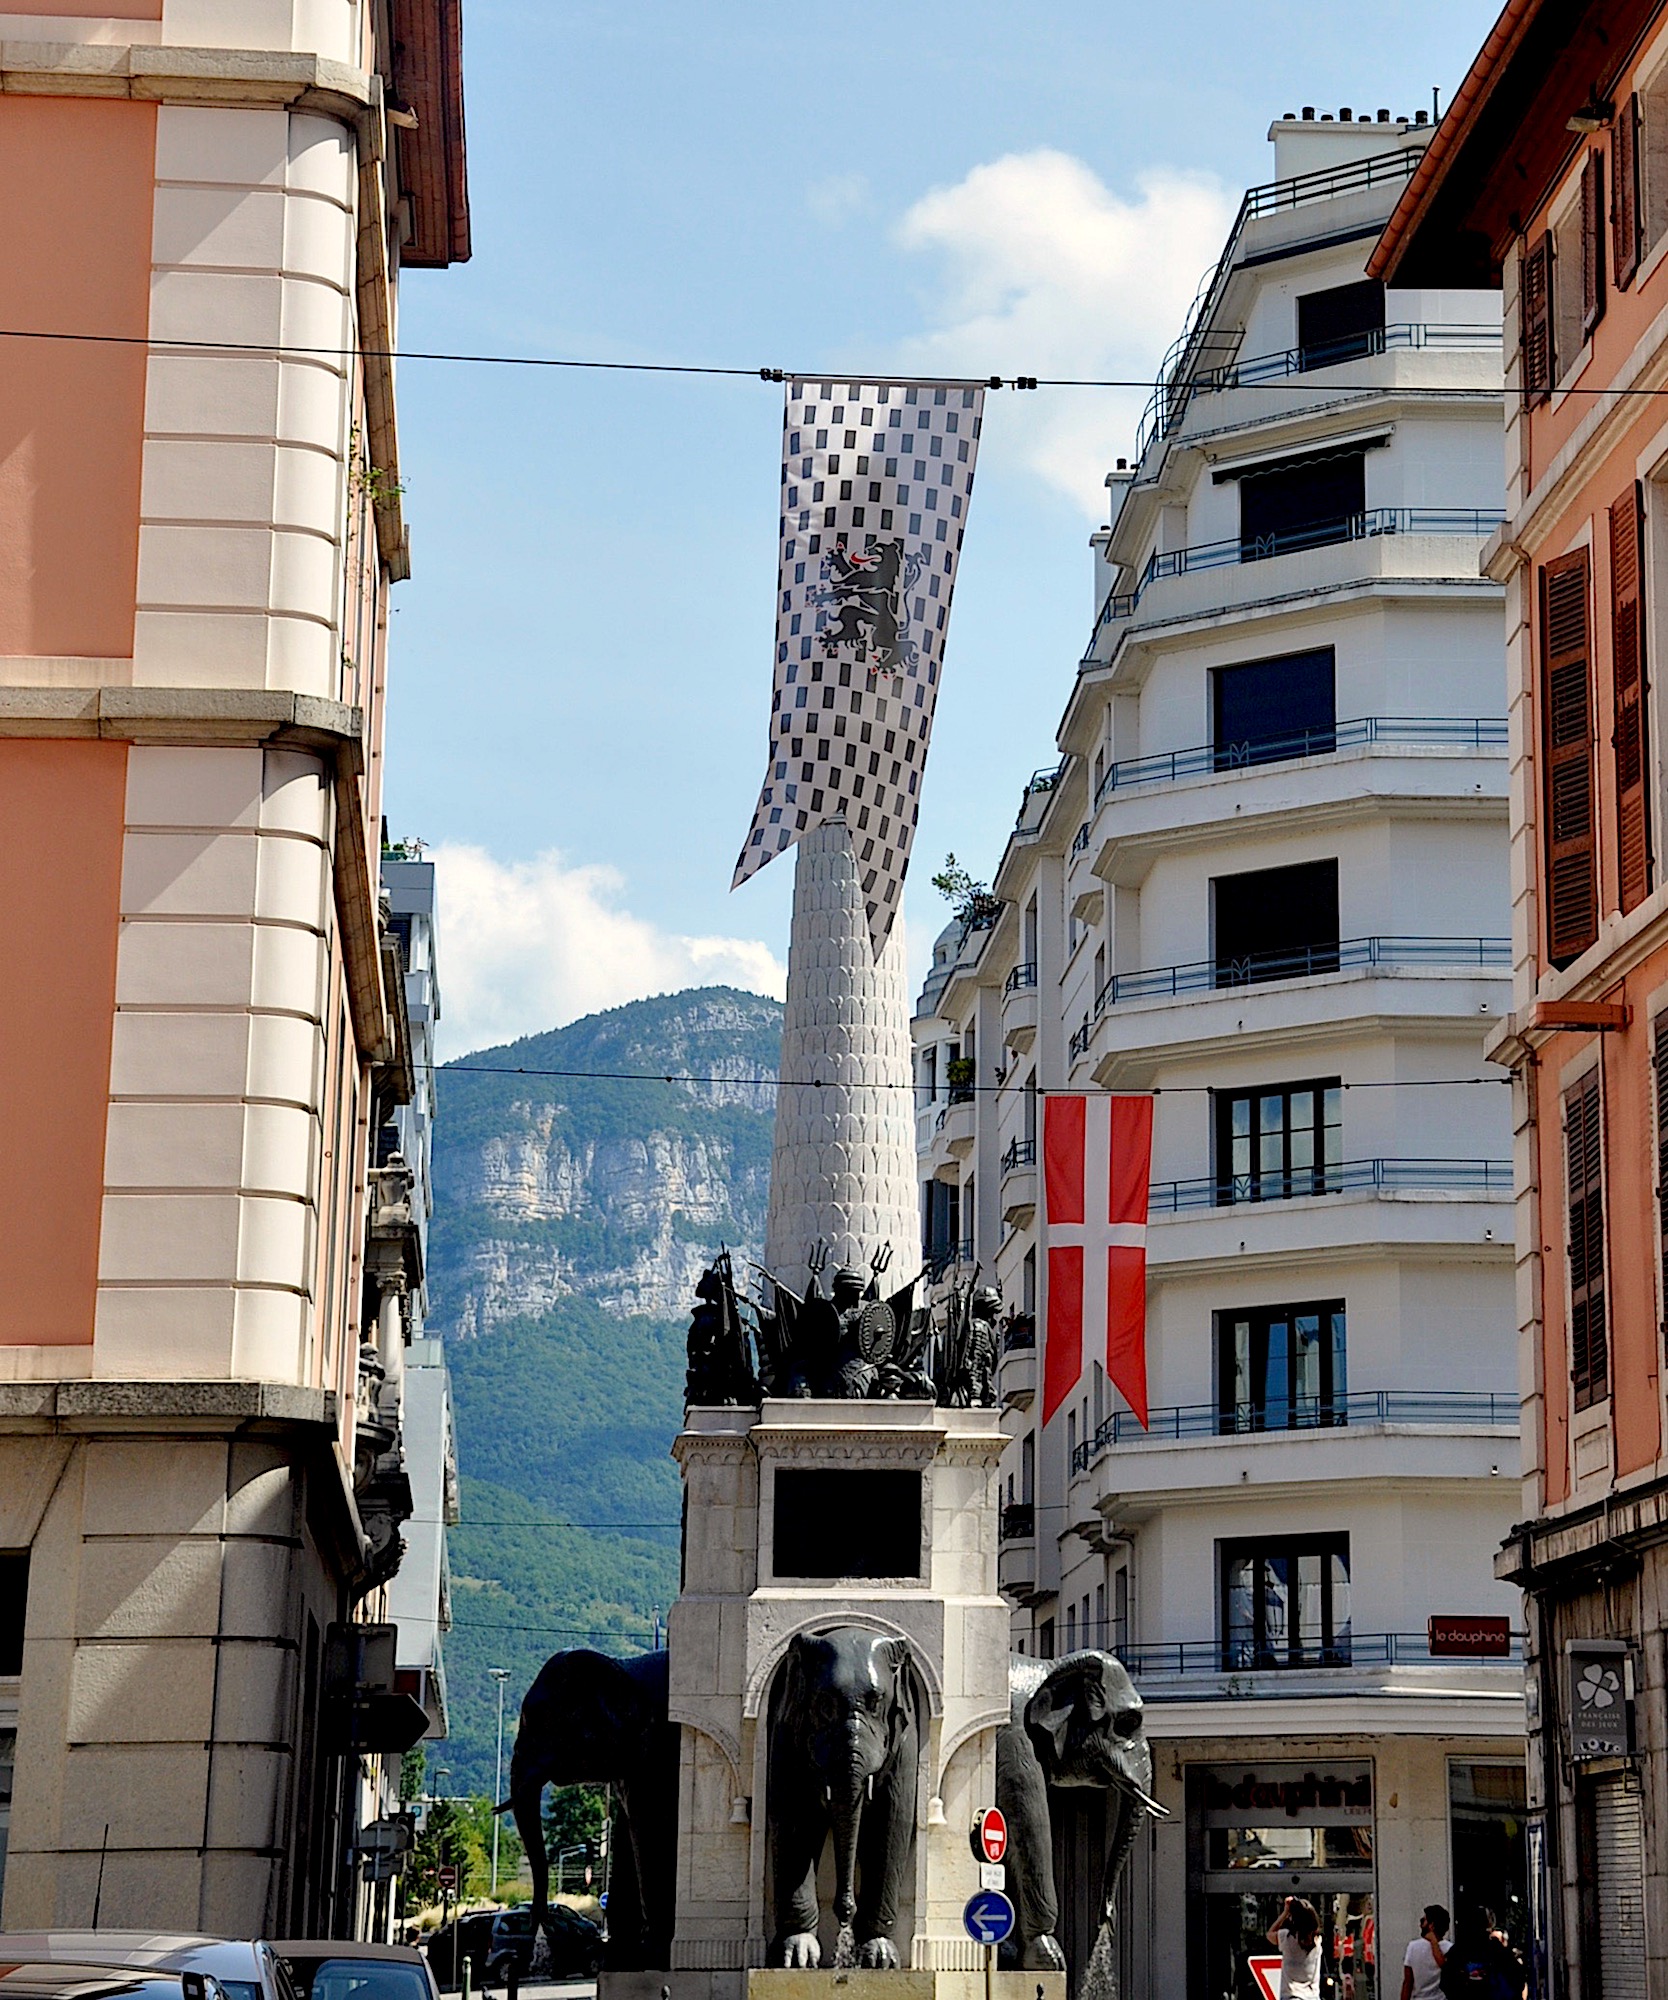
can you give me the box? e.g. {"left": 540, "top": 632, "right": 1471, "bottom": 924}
{"left": 428, "top": 987, "right": 780, "bottom": 1333}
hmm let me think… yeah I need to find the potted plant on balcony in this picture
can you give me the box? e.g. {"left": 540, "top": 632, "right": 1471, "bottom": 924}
{"left": 945, "top": 1057, "right": 976, "bottom": 1104}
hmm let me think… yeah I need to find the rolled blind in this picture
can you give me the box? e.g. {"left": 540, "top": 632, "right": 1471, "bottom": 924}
{"left": 1655, "top": 1014, "right": 1668, "bottom": 1327}
{"left": 1615, "top": 94, "right": 1642, "bottom": 289}
{"left": 1522, "top": 232, "right": 1553, "bottom": 405}
{"left": 1610, "top": 484, "right": 1652, "bottom": 912}
{"left": 1542, "top": 550, "right": 1599, "bottom": 964}
{"left": 1566, "top": 1070, "right": 1608, "bottom": 1413}
{"left": 1591, "top": 1774, "right": 1647, "bottom": 2000}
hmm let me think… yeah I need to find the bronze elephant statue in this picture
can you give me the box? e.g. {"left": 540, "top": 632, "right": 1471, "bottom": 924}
{"left": 509, "top": 1648, "right": 677, "bottom": 1969}
{"left": 996, "top": 1649, "right": 1163, "bottom": 1998}
{"left": 766, "top": 1627, "right": 921, "bottom": 1968}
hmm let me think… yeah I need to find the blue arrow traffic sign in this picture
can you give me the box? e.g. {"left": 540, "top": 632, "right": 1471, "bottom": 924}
{"left": 962, "top": 1889, "right": 1016, "bottom": 1947}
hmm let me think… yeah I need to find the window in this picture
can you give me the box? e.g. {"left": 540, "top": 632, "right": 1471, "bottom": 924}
{"left": 1218, "top": 1301, "right": 1347, "bottom": 1432}
{"left": 1566, "top": 1071, "right": 1608, "bottom": 1411}
{"left": 1521, "top": 231, "right": 1553, "bottom": 405}
{"left": 1022, "top": 1247, "right": 1037, "bottom": 1315}
{"left": 923, "top": 1179, "right": 961, "bottom": 1264}
{"left": 1213, "top": 859, "right": 1340, "bottom": 986}
{"left": 1450, "top": 1764, "right": 1528, "bottom": 1956}
{"left": 1212, "top": 647, "right": 1336, "bottom": 769}
{"left": 1023, "top": 894, "right": 1039, "bottom": 966}
{"left": 921, "top": 1043, "right": 938, "bottom": 1103}
{"left": 1092, "top": 943, "right": 1106, "bottom": 1007}
{"left": 1221, "top": 1535, "right": 1351, "bottom": 1668}
{"left": 1541, "top": 550, "right": 1598, "bottom": 966}
{"left": 1616, "top": 92, "right": 1643, "bottom": 289}
{"left": 1214, "top": 1079, "right": 1342, "bottom": 1205}
{"left": 1644, "top": 62, "right": 1668, "bottom": 254}
{"left": 1656, "top": 1017, "right": 1668, "bottom": 1332}
{"left": 964, "top": 1173, "right": 975, "bottom": 1260}
{"left": 1296, "top": 279, "right": 1385, "bottom": 368}
{"left": 1551, "top": 195, "right": 1586, "bottom": 378}
{"left": 0, "top": 1553, "right": 26, "bottom": 1677}
{"left": 1611, "top": 484, "right": 1653, "bottom": 912}
{"left": 1095, "top": 1582, "right": 1107, "bottom": 1648}
{"left": 1065, "top": 1602, "right": 1077, "bottom": 1652}
{"left": 1238, "top": 451, "right": 1365, "bottom": 561}
{"left": 1112, "top": 1567, "right": 1129, "bottom": 1652}
{"left": 1039, "top": 1616, "right": 1055, "bottom": 1660}
{"left": 0, "top": 1724, "right": 12, "bottom": 1913}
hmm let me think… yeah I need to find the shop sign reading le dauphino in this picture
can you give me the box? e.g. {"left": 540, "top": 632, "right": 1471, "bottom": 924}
{"left": 1202, "top": 1765, "right": 1373, "bottom": 1824}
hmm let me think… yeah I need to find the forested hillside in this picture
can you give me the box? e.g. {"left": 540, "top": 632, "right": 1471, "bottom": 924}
{"left": 428, "top": 989, "right": 781, "bottom": 1789}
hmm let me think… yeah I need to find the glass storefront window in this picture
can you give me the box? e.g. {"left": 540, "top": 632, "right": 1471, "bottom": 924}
{"left": 1204, "top": 1889, "right": 1379, "bottom": 2000}
{"left": 0, "top": 1725, "right": 14, "bottom": 1910}
{"left": 1449, "top": 1760, "right": 1527, "bottom": 1952}
{"left": 1210, "top": 1823, "right": 1374, "bottom": 1871}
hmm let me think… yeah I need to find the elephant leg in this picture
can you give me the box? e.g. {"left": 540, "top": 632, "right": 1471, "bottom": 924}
{"left": 854, "top": 1726, "right": 917, "bottom": 1967}
{"left": 995, "top": 1722, "right": 1065, "bottom": 1969}
{"left": 510, "top": 1768, "right": 552, "bottom": 1925}
{"left": 771, "top": 1794, "right": 827, "bottom": 1966}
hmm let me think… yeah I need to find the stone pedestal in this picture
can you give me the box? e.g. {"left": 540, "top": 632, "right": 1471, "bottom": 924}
{"left": 662, "top": 1400, "right": 1010, "bottom": 1997}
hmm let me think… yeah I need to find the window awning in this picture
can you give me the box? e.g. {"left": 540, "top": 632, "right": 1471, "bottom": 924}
{"left": 1211, "top": 429, "right": 1393, "bottom": 484}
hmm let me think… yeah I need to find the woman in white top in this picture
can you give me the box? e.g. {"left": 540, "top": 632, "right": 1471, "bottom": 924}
{"left": 1266, "top": 1896, "right": 1323, "bottom": 2000}
{"left": 1402, "top": 1904, "right": 1452, "bottom": 2000}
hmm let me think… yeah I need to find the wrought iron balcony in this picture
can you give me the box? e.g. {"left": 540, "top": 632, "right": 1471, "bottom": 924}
{"left": 999, "top": 1501, "right": 1035, "bottom": 1540}
{"left": 1084, "top": 509, "right": 1507, "bottom": 652}
{"left": 1001, "top": 1137, "right": 1037, "bottom": 1175}
{"left": 1004, "top": 961, "right": 1038, "bottom": 994}
{"left": 1092, "top": 715, "right": 1507, "bottom": 803}
{"left": 1147, "top": 1157, "right": 1512, "bottom": 1214}
{"left": 1088, "top": 935, "right": 1509, "bottom": 1013}
{"left": 1001, "top": 1313, "right": 1036, "bottom": 1354}
{"left": 1071, "top": 820, "right": 1091, "bottom": 855}
{"left": 1070, "top": 1387, "right": 1519, "bottom": 1471}
{"left": 925, "top": 1237, "right": 975, "bottom": 1279}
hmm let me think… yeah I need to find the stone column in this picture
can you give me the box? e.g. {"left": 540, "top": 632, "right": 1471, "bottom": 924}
{"left": 763, "top": 821, "right": 918, "bottom": 1282}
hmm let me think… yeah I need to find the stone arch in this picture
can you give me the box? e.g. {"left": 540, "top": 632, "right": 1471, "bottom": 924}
{"left": 742, "top": 1611, "right": 946, "bottom": 1720}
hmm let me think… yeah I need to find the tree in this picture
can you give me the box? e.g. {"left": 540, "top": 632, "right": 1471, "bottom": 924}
{"left": 541, "top": 1784, "right": 609, "bottom": 1897}
{"left": 932, "top": 853, "right": 1001, "bottom": 934}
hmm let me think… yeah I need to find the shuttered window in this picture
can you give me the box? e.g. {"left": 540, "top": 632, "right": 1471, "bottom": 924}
{"left": 1584, "top": 1773, "right": 1647, "bottom": 2000}
{"left": 1583, "top": 148, "right": 1608, "bottom": 338}
{"left": 1566, "top": 1071, "right": 1608, "bottom": 1412}
{"left": 1543, "top": 550, "right": 1600, "bottom": 964}
{"left": 1616, "top": 93, "right": 1642, "bottom": 289}
{"left": 1610, "top": 485, "right": 1653, "bottom": 911}
{"left": 1522, "top": 232, "right": 1554, "bottom": 405}
{"left": 1656, "top": 1015, "right": 1668, "bottom": 1338}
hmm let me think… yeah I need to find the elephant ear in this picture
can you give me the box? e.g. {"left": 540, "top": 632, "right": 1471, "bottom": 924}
{"left": 876, "top": 1636, "right": 915, "bottom": 1743}
{"left": 1025, "top": 1656, "right": 1095, "bottom": 1775}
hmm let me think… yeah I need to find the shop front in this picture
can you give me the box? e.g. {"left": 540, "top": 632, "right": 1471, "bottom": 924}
{"left": 1190, "top": 1760, "right": 1378, "bottom": 2000}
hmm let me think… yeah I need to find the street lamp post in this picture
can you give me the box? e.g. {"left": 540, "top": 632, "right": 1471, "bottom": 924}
{"left": 489, "top": 1669, "right": 511, "bottom": 1897}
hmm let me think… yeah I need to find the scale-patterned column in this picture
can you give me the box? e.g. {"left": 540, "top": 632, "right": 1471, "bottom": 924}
{"left": 763, "top": 820, "right": 918, "bottom": 1281}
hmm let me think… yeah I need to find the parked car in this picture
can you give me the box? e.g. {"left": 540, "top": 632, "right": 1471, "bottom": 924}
{"left": 485, "top": 1905, "right": 602, "bottom": 1985}
{"left": 0, "top": 1935, "right": 293, "bottom": 2000}
{"left": 0, "top": 1967, "right": 228, "bottom": 2000}
{"left": 419, "top": 1915, "right": 496, "bottom": 1994}
{"left": 269, "top": 1941, "right": 438, "bottom": 2000}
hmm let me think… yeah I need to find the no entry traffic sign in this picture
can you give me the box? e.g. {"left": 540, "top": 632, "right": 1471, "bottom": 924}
{"left": 962, "top": 1889, "right": 1016, "bottom": 1947}
{"left": 970, "top": 1806, "right": 1008, "bottom": 1864}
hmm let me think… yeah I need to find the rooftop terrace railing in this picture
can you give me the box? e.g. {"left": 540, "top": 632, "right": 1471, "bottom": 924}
{"left": 1085, "top": 508, "right": 1507, "bottom": 653}
{"left": 1090, "top": 935, "right": 1509, "bottom": 1011}
{"left": 1071, "top": 1387, "right": 1519, "bottom": 1470}
{"left": 1194, "top": 320, "right": 1500, "bottom": 396}
{"left": 1132, "top": 147, "right": 1425, "bottom": 462}
{"left": 1091, "top": 716, "right": 1506, "bottom": 803}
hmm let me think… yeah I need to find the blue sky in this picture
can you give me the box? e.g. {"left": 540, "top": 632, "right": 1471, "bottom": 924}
{"left": 381, "top": 0, "right": 1501, "bottom": 1055}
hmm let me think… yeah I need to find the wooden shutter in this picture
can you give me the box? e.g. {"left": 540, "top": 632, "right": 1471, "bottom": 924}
{"left": 1543, "top": 550, "right": 1599, "bottom": 964}
{"left": 1616, "top": 93, "right": 1642, "bottom": 289}
{"left": 1583, "top": 148, "right": 1607, "bottom": 338}
{"left": 1566, "top": 1071, "right": 1608, "bottom": 1411}
{"left": 1611, "top": 483, "right": 1653, "bottom": 911}
{"left": 1522, "top": 232, "right": 1554, "bottom": 405}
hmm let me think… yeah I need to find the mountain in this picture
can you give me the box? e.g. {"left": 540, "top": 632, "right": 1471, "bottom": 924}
{"left": 428, "top": 988, "right": 782, "bottom": 1791}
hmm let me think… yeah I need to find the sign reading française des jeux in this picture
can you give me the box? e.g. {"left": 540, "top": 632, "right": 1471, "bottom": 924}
{"left": 1201, "top": 1763, "right": 1373, "bottom": 1824}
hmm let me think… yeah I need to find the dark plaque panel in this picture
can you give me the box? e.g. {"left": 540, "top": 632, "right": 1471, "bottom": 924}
{"left": 773, "top": 1468, "right": 923, "bottom": 1578}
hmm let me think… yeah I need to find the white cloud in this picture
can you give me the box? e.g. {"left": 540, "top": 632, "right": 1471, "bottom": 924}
{"left": 895, "top": 149, "right": 1236, "bottom": 515}
{"left": 431, "top": 844, "right": 785, "bottom": 1058}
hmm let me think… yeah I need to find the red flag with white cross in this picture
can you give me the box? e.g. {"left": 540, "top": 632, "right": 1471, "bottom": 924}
{"left": 1041, "top": 1093, "right": 1153, "bottom": 1429}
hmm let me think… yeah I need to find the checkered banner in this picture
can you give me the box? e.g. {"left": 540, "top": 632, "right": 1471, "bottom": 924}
{"left": 733, "top": 376, "right": 986, "bottom": 957}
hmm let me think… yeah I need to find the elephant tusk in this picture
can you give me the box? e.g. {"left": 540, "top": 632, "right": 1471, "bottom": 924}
{"left": 1121, "top": 1780, "right": 1171, "bottom": 1819}
{"left": 867, "top": 1774, "right": 874, "bottom": 1801}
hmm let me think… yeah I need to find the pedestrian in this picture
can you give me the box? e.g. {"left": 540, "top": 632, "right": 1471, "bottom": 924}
{"left": 1401, "top": 1903, "right": 1451, "bottom": 2000}
{"left": 1438, "top": 1905, "right": 1525, "bottom": 2000}
{"left": 1267, "top": 1895, "right": 1324, "bottom": 2000}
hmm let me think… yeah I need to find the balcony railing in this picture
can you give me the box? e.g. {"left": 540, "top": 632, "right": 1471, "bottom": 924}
{"left": 1004, "top": 961, "right": 1038, "bottom": 994}
{"left": 1093, "top": 715, "right": 1507, "bottom": 804}
{"left": 1001, "top": 1313, "right": 1036, "bottom": 1353}
{"left": 1000, "top": 1501, "right": 1035, "bottom": 1540}
{"left": 1194, "top": 320, "right": 1500, "bottom": 395}
{"left": 926, "top": 1236, "right": 975, "bottom": 1279}
{"left": 1089, "top": 935, "right": 1509, "bottom": 1012}
{"left": 1071, "top": 820, "right": 1091, "bottom": 855}
{"left": 1001, "top": 1137, "right": 1037, "bottom": 1175}
{"left": 1069, "top": 1017, "right": 1092, "bottom": 1063}
{"left": 1148, "top": 1157, "right": 1513, "bottom": 1214}
{"left": 1132, "top": 147, "right": 1426, "bottom": 462}
{"left": 1085, "top": 508, "right": 1507, "bottom": 652}
{"left": 1071, "top": 1387, "right": 1519, "bottom": 1469}
{"left": 1120, "top": 1628, "right": 1524, "bottom": 1678}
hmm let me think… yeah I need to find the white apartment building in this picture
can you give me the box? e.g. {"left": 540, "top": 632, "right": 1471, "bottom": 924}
{"left": 915, "top": 112, "right": 1529, "bottom": 2000}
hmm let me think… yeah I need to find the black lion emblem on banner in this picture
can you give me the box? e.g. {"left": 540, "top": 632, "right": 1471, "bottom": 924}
{"left": 813, "top": 536, "right": 928, "bottom": 673}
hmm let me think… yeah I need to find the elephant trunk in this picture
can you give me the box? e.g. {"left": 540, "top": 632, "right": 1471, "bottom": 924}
{"left": 511, "top": 1767, "right": 551, "bottom": 1924}
{"left": 827, "top": 1749, "right": 868, "bottom": 1961}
